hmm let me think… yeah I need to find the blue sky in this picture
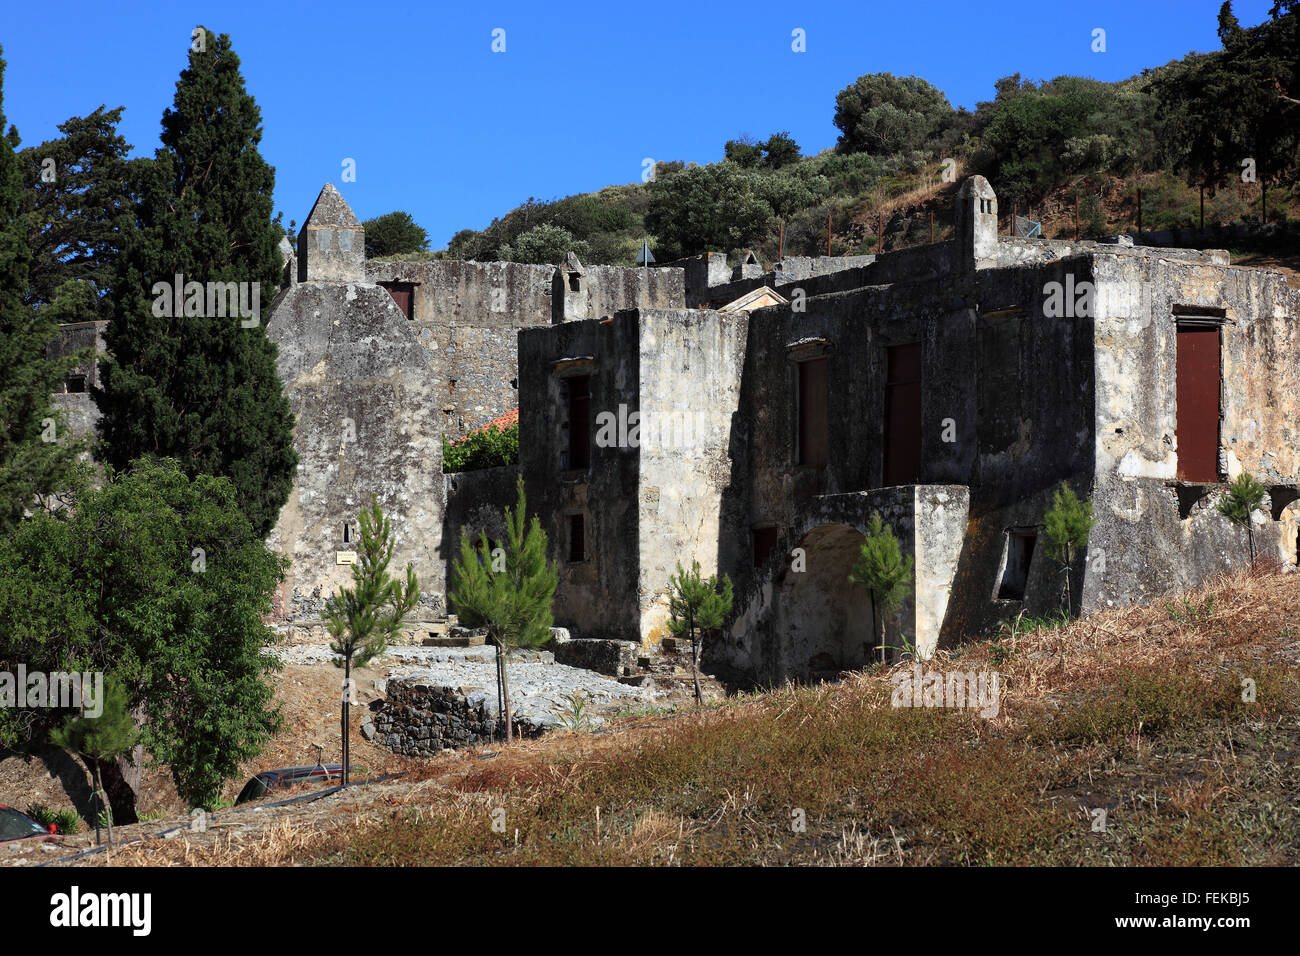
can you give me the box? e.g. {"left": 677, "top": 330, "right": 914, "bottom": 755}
{"left": 0, "top": 0, "right": 1279, "bottom": 248}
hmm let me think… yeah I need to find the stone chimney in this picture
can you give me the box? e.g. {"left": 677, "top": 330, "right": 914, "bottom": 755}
{"left": 297, "top": 183, "right": 365, "bottom": 283}
{"left": 954, "top": 176, "right": 998, "bottom": 271}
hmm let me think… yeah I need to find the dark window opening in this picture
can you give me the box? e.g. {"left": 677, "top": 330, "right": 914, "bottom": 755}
{"left": 568, "top": 274, "right": 581, "bottom": 293}
{"left": 65, "top": 375, "right": 86, "bottom": 393}
{"left": 380, "top": 281, "right": 415, "bottom": 319}
{"left": 343, "top": 523, "right": 351, "bottom": 545}
{"left": 565, "top": 375, "right": 591, "bottom": 471}
{"left": 997, "top": 530, "right": 1037, "bottom": 601}
{"left": 884, "top": 342, "right": 922, "bottom": 485}
{"left": 1175, "top": 322, "right": 1221, "bottom": 482}
{"left": 796, "top": 357, "right": 828, "bottom": 467}
{"left": 752, "top": 526, "right": 779, "bottom": 568}
{"left": 568, "top": 514, "right": 585, "bottom": 562}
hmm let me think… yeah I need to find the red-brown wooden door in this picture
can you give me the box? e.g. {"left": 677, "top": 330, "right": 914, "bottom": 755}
{"left": 797, "top": 358, "right": 828, "bottom": 467}
{"left": 884, "top": 343, "right": 922, "bottom": 485}
{"left": 1175, "top": 325, "right": 1220, "bottom": 482}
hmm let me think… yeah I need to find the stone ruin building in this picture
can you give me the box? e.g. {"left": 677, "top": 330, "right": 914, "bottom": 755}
{"left": 52, "top": 176, "right": 1300, "bottom": 687}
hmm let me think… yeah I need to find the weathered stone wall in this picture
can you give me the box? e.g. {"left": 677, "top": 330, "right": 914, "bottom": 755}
{"left": 442, "top": 464, "right": 520, "bottom": 561}
{"left": 366, "top": 260, "right": 553, "bottom": 437}
{"left": 634, "top": 309, "right": 749, "bottom": 646}
{"left": 265, "top": 280, "right": 445, "bottom": 621}
{"left": 47, "top": 321, "right": 106, "bottom": 443}
{"left": 519, "top": 316, "right": 643, "bottom": 641}
{"left": 551, "top": 263, "right": 685, "bottom": 323}
{"left": 660, "top": 252, "right": 730, "bottom": 307}
{"left": 774, "top": 255, "right": 877, "bottom": 282}
{"left": 1078, "top": 255, "right": 1300, "bottom": 613}
{"left": 719, "top": 486, "right": 968, "bottom": 684}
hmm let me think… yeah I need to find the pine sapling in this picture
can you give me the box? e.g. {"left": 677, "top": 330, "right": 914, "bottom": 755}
{"left": 848, "top": 514, "right": 914, "bottom": 664}
{"left": 1217, "top": 471, "right": 1266, "bottom": 564}
{"left": 448, "top": 477, "right": 557, "bottom": 742}
{"left": 1043, "top": 481, "right": 1094, "bottom": 616}
{"left": 324, "top": 497, "right": 419, "bottom": 785}
{"left": 667, "top": 560, "right": 733, "bottom": 706}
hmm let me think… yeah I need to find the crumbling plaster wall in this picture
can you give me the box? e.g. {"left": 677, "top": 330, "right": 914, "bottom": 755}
{"left": 718, "top": 486, "right": 967, "bottom": 683}
{"left": 1082, "top": 256, "right": 1299, "bottom": 613}
{"left": 633, "top": 309, "right": 748, "bottom": 647}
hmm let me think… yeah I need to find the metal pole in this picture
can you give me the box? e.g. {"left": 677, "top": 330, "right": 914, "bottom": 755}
{"left": 779, "top": 221, "right": 784, "bottom": 261}
{"left": 826, "top": 212, "right": 831, "bottom": 257}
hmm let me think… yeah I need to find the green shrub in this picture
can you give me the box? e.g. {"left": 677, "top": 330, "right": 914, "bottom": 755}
{"left": 442, "top": 423, "right": 519, "bottom": 473}
{"left": 24, "top": 803, "right": 81, "bottom": 834}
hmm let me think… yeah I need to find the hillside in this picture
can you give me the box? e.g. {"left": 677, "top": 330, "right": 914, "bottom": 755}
{"left": 388, "top": 7, "right": 1299, "bottom": 274}
{"left": 8, "top": 565, "right": 1298, "bottom": 867}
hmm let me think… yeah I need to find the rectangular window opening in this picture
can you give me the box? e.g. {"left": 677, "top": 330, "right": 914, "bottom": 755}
{"left": 65, "top": 375, "right": 86, "bottom": 394}
{"left": 568, "top": 513, "right": 586, "bottom": 562}
{"left": 752, "top": 526, "right": 779, "bottom": 568}
{"left": 565, "top": 374, "right": 591, "bottom": 471}
{"left": 996, "top": 530, "right": 1037, "bottom": 601}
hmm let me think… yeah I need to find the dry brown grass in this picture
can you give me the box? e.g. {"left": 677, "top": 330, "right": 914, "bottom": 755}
{"left": 47, "top": 565, "right": 1300, "bottom": 867}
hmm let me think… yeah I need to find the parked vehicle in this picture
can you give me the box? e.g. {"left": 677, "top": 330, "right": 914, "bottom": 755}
{"left": 0, "top": 805, "right": 57, "bottom": 844}
{"left": 234, "top": 764, "right": 365, "bottom": 805}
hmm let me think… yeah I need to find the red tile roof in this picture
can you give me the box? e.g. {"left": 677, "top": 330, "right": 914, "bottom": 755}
{"left": 455, "top": 407, "right": 518, "bottom": 443}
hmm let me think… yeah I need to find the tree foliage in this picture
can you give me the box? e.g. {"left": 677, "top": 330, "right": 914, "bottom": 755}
{"left": 848, "top": 514, "right": 914, "bottom": 661}
{"left": 1217, "top": 471, "right": 1266, "bottom": 562}
{"left": 93, "top": 27, "right": 297, "bottom": 539}
{"left": 448, "top": 477, "right": 557, "bottom": 741}
{"left": 644, "top": 161, "right": 829, "bottom": 260}
{"left": 833, "top": 72, "right": 955, "bottom": 157}
{"left": 0, "top": 45, "right": 88, "bottom": 533}
{"left": 442, "top": 422, "right": 518, "bottom": 473}
{"left": 0, "top": 458, "right": 286, "bottom": 809}
{"left": 324, "top": 497, "right": 419, "bottom": 783}
{"left": 667, "top": 560, "right": 733, "bottom": 705}
{"left": 362, "top": 210, "right": 429, "bottom": 258}
{"left": 500, "top": 223, "right": 589, "bottom": 264}
{"left": 17, "top": 106, "right": 137, "bottom": 317}
{"left": 1043, "top": 481, "right": 1095, "bottom": 615}
{"left": 49, "top": 676, "right": 138, "bottom": 843}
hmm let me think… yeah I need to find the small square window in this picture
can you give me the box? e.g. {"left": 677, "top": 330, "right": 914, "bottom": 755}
{"left": 65, "top": 375, "right": 86, "bottom": 394}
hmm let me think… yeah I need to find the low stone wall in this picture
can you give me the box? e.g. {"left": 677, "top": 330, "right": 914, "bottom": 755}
{"left": 552, "top": 638, "right": 640, "bottom": 676}
{"left": 370, "top": 678, "right": 545, "bottom": 756}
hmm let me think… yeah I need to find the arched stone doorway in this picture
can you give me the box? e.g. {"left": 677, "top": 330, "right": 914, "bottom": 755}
{"left": 773, "top": 523, "right": 876, "bottom": 681}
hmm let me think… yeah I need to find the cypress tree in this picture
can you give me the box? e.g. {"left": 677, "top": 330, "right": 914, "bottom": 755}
{"left": 18, "top": 106, "right": 136, "bottom": 316}
{"left": 0, "top": 45, "right": 86, "bottom": 531}
{"left": 94, "top": 27, "right": 296, "bottom": 538}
